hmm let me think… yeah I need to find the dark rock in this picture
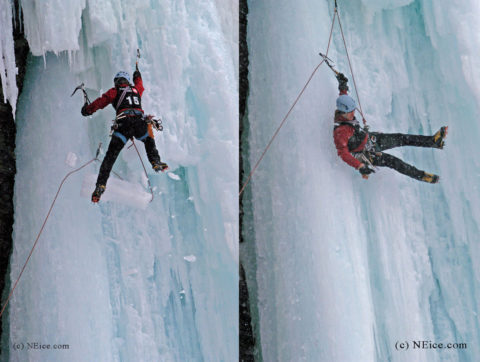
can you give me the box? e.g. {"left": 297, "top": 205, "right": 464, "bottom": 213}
{"left": 0, "top": 0, "right": 29, "bottom": 354}
{"left": 239, "top": 1, "right": 257, "bottom": 361}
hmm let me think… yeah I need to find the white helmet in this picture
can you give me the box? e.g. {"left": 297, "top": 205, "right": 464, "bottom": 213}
{"left": 336, "top": 95, "right": 356, "bottom": 113}
{"left": 114, "top": 71, "right": 131, "bottom": 85}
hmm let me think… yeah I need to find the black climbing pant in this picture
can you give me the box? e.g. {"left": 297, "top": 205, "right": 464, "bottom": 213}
{"left": 367, "top": 132, "right": 435, "bottom": 181}
{"left": 370, "top": 132, "right": 435, "bottom": 151}
{"left": 96, "top": 116, "right": 161, "bottom": 187}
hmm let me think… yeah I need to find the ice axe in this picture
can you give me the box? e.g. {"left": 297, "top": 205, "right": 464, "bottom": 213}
{"left": 95, "top": 142, "right": 102, "bottom": 159}
{"left": 136, "top": 48, "right": 141, "bottom": 71}
{"left": 319, "top": 52, "right": 339, "bottom": 75}
{"left": 319, "top": 52, "right": 369, "bottom": 127}
{"left": 71, "top": 82, "right": 91, "bottom": 105}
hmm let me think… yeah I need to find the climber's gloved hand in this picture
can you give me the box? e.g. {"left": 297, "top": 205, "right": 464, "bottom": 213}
{"left": 358, "top": 163, "right": 375, "bottom": 179}
{"left": 81, "top": 103, "right": 91, "bottom": 117}
{"left": 336, "top": 73, "right": 348, "bottom": 83}
{"left": 133, "top": 69, "right": 141, "bottom": 81}
{"left": 336, "top": 72, "right": 349, "bottom": 92}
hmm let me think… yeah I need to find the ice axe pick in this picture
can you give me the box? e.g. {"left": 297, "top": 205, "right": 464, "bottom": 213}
{"left": 71, "top": 83, "right": 91, "bottom": 105}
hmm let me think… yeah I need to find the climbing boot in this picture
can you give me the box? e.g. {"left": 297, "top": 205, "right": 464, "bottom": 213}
{"left": 432, "top": 126, "right": 448, "bottom": 149}
{"left": 421, "top": 172, "right": 439, "bottom": 184}
{"left": 91, "top": 184, "right": 106, "bottom": 203}
{"left": 152, "top": 161, "right": 168, "bottom": 172}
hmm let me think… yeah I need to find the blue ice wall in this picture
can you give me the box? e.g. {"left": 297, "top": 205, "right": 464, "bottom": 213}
{"left": 3, "top": 1, "right": 238, "bottom": 361}
{"left": 244, "top": 0, "right": 480, "bottom": 361}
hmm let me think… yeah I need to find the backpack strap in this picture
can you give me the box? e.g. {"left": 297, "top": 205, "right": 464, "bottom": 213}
{"left": 334, "top": 121, "right": 368, "bottom": 151}
{"left": 334, "top": 121, "right": 360, "bottom": 130}
{"left": 115, "top": 86, "right": 130, "bottom": 111}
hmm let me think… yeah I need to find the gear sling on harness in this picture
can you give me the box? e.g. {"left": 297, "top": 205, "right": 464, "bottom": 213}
{"left": 96, "top": 82, "right": 162, "bottom": 187}
{"left": 334, "top": 120, "right": 378, "bottom": 169}
{"left": 111, "top": 86, "right": 150, "bottom": 144}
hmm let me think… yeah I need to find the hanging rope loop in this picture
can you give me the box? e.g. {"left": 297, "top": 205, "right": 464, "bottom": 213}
{"left": 0, "top": 144, "right": 103, "bottom": 319}
{"left": 0, "top": 140, "right": 157, "bottom": 318}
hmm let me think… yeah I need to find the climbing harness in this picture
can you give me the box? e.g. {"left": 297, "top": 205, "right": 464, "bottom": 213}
{"left": 108, "top": 116, "right": 157, "bottom": 202}
{"left": 353, "top": 152, "right": 375, "bottom": 170}
{"left": 110, "top": 110, "right": 141, "bottom": 133}
{"left": 353, "top": 150, "right": 377, "bottom": 171}
{"left": 111, "top": 113, "right": 127, "bottom": 133}
{"left": 334, "top": 120, "right": 378, "bottom": 172}
{"left": 240, "top": 0, "right": 363, "bottom": 196}
{"left": 111, "top": 113, "right": 163, "bottom": 138}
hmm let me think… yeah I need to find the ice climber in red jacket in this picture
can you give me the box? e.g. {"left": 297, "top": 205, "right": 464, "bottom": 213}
{"left": 333, "top": 73, "right": 447, "bottom": 183}
{"left": 81, "top": 69, "right": 168, "bottom": 203}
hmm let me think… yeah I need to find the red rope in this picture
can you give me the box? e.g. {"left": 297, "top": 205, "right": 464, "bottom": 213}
{"left": 0, "top": 140, "right": 156, "bottom": 318}
{"left": 239, "top": 10, "right": 338, "bottom": 196}
{"left": 0, "top": 157, "right": 98, "bottom": 318}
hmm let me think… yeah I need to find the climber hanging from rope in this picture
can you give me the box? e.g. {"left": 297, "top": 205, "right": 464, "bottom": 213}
{"left": 239, "top": 0, "right": 448, "bottom": 196}
{"left": 78, "top": 50, "right": 168, "bottom": 203}
{"left": 332, "top": 71, "right": 448, "bottom": 183}
{"left": 322, "top": 2, "right": 449, "bottom": 184}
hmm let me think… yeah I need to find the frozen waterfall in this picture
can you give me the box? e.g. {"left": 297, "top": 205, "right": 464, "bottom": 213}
{"left": 2, "top": 0, "right": 238, "bottom": 361}
{"left": 243, "top": 0, "right": 480, "bottom": 361}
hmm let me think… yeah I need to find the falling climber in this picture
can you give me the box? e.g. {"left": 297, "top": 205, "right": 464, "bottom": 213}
{"left": 333, "top": 73, "right": 448, "bottom": 183}
{"left": 81, "top": 68, "right": 168, "bottom": 203}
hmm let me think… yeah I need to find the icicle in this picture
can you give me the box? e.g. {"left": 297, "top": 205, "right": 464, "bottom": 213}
{"left": 0, "top": 0, "right": 19, "bottom": 117}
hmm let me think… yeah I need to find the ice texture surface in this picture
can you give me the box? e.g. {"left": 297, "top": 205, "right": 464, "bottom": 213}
{"left": 244, "top": 0, "right": 480, "bottom": 361}
{"left": 4, "top": 0, "right": 238, "bottom": 361}
{"left": 0, "top": 0, "right": 18, "bottom": 115}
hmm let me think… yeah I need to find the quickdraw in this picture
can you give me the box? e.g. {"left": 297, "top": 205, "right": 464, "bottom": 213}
{"left": 145, "top": 114, "right": 163, "bottom": 132}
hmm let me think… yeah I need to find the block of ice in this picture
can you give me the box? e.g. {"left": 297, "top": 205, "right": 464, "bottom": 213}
{"left": 244, "top": 0, "right": 480, "bottom": 361}
{"left": 65, "top": 152, "right": 78, "bottom": 168}
{"left": 81, "top": 173, "right": 151, "bottom": 209}
{"left": 7, "top": 1, "right": 238, "bottom": 360}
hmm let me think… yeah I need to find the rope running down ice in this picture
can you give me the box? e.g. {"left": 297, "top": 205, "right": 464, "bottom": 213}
{"left": 336, "top": 6, "right": 366, "bottom": 125}
{"left": 239, "top": 5, "right": 338, "bottom": 196}
{"left": 0, "top": 150, "right": 101, "bottom": 319}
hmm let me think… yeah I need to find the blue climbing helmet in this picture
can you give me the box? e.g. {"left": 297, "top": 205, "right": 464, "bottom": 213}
{"left": 114, "top": 71, "right": 131, "bottom": 86}
{"left": 336, "top": 94, "right": 356, "bottom": 113}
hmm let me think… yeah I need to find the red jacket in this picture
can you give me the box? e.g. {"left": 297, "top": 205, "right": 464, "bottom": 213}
{"left": 84, "top": 73, "right": 144, "bottom": 115}
{"left": 333, "top": 99, "right": 368, "bottom": 169}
